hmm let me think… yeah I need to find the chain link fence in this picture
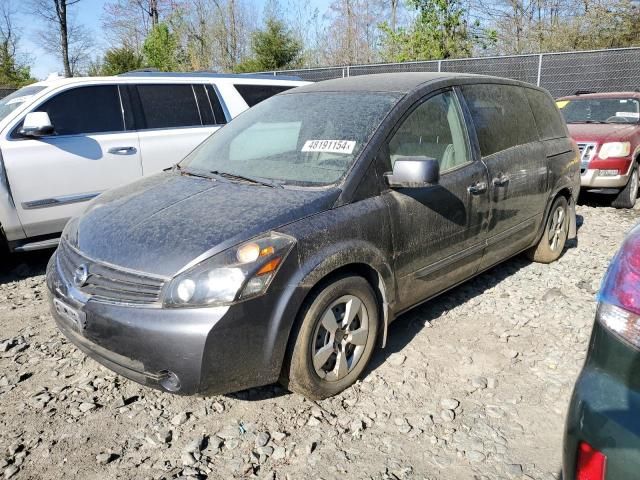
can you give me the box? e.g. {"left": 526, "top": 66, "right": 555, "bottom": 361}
{"left": 0, "top": 88, "right": 16, "bottom": 99}
{"left": 266, "top": 47, "right": 640, "bottom": 97}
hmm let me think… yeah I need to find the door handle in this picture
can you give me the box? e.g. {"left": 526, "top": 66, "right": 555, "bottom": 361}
{"left": 108, "top": 146, "right": 137, "bottom": 155}
{"left": 467, "top": 181, "right": 487, "bottom": 195}
{"left": 493, "top": 173, "right": 510, "bottom": 186}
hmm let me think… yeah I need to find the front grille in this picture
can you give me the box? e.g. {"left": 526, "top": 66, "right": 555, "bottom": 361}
{"left": 577, "top": 142, "right": 597, "bottom": 174}
{"left": 57, "top": 240, "right": 167, "bottom": 305}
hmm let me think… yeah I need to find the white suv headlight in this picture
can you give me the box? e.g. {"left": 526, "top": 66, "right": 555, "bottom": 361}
{"left": 164, "top": 232, "right": 296, "bottom": 308}
{"left": 599, "top": 142, "right": 631, "bottom": 160}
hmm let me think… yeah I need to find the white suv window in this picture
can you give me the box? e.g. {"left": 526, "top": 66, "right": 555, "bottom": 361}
{"left": 35, "top": 85, "right": 124, "bottom": 136}
{"left": 137, "top": 84, "right": 202, "bottom": 129}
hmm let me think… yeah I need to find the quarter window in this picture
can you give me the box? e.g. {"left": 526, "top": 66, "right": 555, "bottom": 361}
{"left": 234, "top": 84, "right": 294, "bottom": 107}
{"left": 525, "top": 88, "right": 567, "bottom": 140}
{"left": 35, "top": 85, "right": 124, "bottom": 136}
{"left": 461, "top": 84, "right": 539, "bottom": 156}
{"left": 389, "top": 91, "right": 471, "bottom": 172}
{"left": 137, "top": 84, "right": 202, "bottom": 129}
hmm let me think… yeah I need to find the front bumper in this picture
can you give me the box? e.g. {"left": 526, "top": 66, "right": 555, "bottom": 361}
{"left": 580, "top": 158, "right": 633, "bottom": 190}
{"left": 46, "top": 250, "right": 305, "bottom": 395}
{"left": 563, "top": 322, "right": 640, "bottom": 479}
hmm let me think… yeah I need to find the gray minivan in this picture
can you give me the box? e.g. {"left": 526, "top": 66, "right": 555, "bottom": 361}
{"left": 46, "top": 73, "right": 580, "bottom": 399}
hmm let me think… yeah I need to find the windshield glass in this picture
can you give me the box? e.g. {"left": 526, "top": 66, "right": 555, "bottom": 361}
{"left": 558, "top": 97, "right": 640, "bottom": 124}
{"left": 0, "top": 85, "right": 46, "bottom": 123}
{"left": 181, "top": 91, "right": 402, "bottom": 186}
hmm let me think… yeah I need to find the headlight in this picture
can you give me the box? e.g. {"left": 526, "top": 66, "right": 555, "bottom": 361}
{"left": 164, "top": 232, "right": 296, "bottom": 308}
{"left": 599, "top": 142, "right": 630, "bottom": 160}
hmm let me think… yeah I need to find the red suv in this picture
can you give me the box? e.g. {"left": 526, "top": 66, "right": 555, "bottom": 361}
{"left": 557, "top": 91, "right": 640, "bottom": 208}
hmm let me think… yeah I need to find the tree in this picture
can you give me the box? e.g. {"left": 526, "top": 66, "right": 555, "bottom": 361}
{"left": 380, "top": 0, "right": 477, "bottom": 62}
{"left": 0, "top": 1, "right": 33, "bottom": 86}
{"left": 29, "top": 0, "right": 85, "bottom": 77}
{"left": 102, "top": 0, "right": 171, "bottom": 54}
{"left": 90, "top": 45, "right": 144, "bottom": 76}
{"left": 235, "top": 18, "right": 302, "bottom": 72}
{"left": 143, "top": 22, "right": 180, "bottom": 71}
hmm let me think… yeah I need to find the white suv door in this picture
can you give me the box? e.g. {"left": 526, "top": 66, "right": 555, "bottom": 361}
{"left": 1, "top": 84, "right": 142, "bottom": 238}
{"left": 132, "top": 83, "right": 225, "bottom": 174}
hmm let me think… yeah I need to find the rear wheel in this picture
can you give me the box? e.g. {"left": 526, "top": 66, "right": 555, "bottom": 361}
{"left": 611, "top": 165, "right": 638, "bottom": 209}
{"left": 281, "top": 275, "right": 379, "bottom": 400}
{"left": 526, "top": 195, "right": 569, "bottom": 263}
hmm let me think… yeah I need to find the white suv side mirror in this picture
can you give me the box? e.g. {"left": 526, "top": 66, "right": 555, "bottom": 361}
{"left": 20, "top": 112, "right": 54, "bottom": 137}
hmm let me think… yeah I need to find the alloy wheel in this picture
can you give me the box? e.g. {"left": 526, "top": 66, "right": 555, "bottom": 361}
{"left": 311, "top": 294, "right": 370, "bottom": 382}
{"left": 548, "top": 204, "right": 567, "bottom": 252}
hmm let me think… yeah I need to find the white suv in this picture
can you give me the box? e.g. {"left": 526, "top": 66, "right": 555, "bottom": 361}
{"left": 0, "top": 72, "right": 307, "bottom": 253}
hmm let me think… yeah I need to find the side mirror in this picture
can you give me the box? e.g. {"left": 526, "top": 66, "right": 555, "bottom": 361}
{"left": 384, "top": 156, "right": 440, "bottom": 188}
{"left": 20, "top": 112, "right": 54, "bottom": 137}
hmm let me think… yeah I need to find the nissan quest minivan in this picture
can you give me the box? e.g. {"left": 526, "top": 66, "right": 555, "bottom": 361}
{"left": 46, "top": 73, "right": 580, "bottom": 400}
{"left": 0, "top": 72, "right": 306, "bottom": 254}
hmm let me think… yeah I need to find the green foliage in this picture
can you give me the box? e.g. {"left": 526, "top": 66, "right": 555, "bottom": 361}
{"left": 0, "top": 43, "right": 33, "bottom": 87}
{"left": 89, "top": 46, "right": 144, "bottom": 76}
{"left": 380, "top": 0, "right": 482, "bottom": 62}
{"left": 142, "top": 23, "right": 180, "bottom": 71}
{"left": 234, "top": 19, "right": 302, "bottom": 72}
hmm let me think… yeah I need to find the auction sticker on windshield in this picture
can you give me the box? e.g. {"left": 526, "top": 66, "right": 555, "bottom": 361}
{"left": 302, "top": 140, "right": 356, "bottom": 154}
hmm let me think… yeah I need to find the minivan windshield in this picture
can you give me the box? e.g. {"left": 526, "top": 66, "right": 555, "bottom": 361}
{"left": 0, "top": 85, "right": 46, "bottom": 123}
{"left": 559, "top": 97, "right": 640, "bottom": 124}
{"left": 181, "top": 91, "right": 402, "bottom": 186}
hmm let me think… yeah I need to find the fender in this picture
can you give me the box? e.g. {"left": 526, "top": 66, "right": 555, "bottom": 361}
{"left": 297, "top": 239, "right": 396, "bottom": 346}
{"left": 536, "top": 172, "right": 579, "bottom": 245}
{"left": 0, "top": 149, "right": 26, "bottom": 242}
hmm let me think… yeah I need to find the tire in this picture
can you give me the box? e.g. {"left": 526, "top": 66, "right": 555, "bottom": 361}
{"left": 611, "top": 165, "right": 638, "bottom": 209}
{"left": 526, "top": 195, "right": 569, "bottom": 264}
{"left": 280, "top": 275, "right": 379, "bottom": 400}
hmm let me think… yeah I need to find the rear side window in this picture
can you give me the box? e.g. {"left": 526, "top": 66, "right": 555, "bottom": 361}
{"left": 525, "top": 88, "right": 567, "bottom": 140}
{"left": 234, "top": 84, "right": 294, "bottom": 107}
{"left": 137, "top": 84, "right": 201, "bottom": 129}
{"left": 35, "top": 85, "right": 124, "bottom": 135}
{"left": 461, "top": 84, "right": 539, "bottom": 156}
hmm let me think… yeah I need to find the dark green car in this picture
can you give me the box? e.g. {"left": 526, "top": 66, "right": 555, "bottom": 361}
{"left": 564, "top": 224, "right": 640, "bottom": 479}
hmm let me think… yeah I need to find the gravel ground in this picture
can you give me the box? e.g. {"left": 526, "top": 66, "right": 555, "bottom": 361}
{"left": 0, "top": 200, "right": 638, "bottom": 480}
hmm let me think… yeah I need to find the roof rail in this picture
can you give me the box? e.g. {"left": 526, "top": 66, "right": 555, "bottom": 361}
{"left": 117, "top": 70, "right": 303, "bottom": 81}
{"left": 574, "top": 90, "right": 596, "bottom": 95}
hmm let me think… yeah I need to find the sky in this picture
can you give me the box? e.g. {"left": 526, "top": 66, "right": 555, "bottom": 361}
{"left": 17, "top": 0, "right": 332, "bottom": 80}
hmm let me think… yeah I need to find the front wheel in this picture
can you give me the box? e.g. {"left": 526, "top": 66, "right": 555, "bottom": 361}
{"left": 611, "top": 166, "right": 638, "bottom": 209}
{"left": 526, "top": 195, "right": 569, "bottom": 263}
{"left": 281, "top": 275, "right": 379, "bottom": 400}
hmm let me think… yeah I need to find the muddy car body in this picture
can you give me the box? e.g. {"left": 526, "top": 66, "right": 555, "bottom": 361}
{"left": 46, "top": 73, "right": 580, "bottom": 399}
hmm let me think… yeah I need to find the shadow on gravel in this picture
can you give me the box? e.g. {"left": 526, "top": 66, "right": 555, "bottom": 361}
{"left": 578, "top": 191, "right": 615, "bottom": 208}
{"left": 0, "top": 248, "right": 54, "bottom": 286}
{"left": 364, "top": 253, "right": 534, "bottom": 377}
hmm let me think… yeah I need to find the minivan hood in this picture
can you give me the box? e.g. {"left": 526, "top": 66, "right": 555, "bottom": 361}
{"left": 567, "top": 123, "right": 638, "bottom": 143}
{"left": 71, "top": 172, "right": 340, "bottom": 277}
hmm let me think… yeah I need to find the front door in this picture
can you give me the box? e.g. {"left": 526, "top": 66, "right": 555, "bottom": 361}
{"left": 382, "top": 89, "right": 490, "bottom": 310}
{"left": 2, "top": 85, "right": 142, "bottom": 238}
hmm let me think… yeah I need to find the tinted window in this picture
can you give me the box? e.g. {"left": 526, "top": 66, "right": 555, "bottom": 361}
{"left": 205, "top": 85, "right": 227, "bottom": 124}
{"left": 462, "top": 84, "right": 539, "bottom": 156}
{"left": 525, "top": 88, "right": 567, "bottom": 140}
{"left": 35, "top": 85, "right": 124, "bottom": 136}
{"left": 137, "top": 84, "right": 201, "bottom": 129}
{"left": 234, "top": 84, "right": 294, "bottom": 107}
{"left": 389, "top": 91, "right": 470, "bottom": 172}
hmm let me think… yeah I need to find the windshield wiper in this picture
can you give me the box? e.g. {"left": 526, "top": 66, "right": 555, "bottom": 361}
{"left": 174, "top": 165, "right": 218, "bottom": 180}
{"left": 570, "top": 120, "right": 607, "bottom": 124}
{"left": 209, "top": 170, "right": 282, "bottom": 188}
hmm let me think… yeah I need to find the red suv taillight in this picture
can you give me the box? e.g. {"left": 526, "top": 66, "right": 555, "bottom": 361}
{"left": 576, "top": 441, "right": 607, "bottom": 480}
{"left": 597, "top": 226, "right": 640, "bottom": 349}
